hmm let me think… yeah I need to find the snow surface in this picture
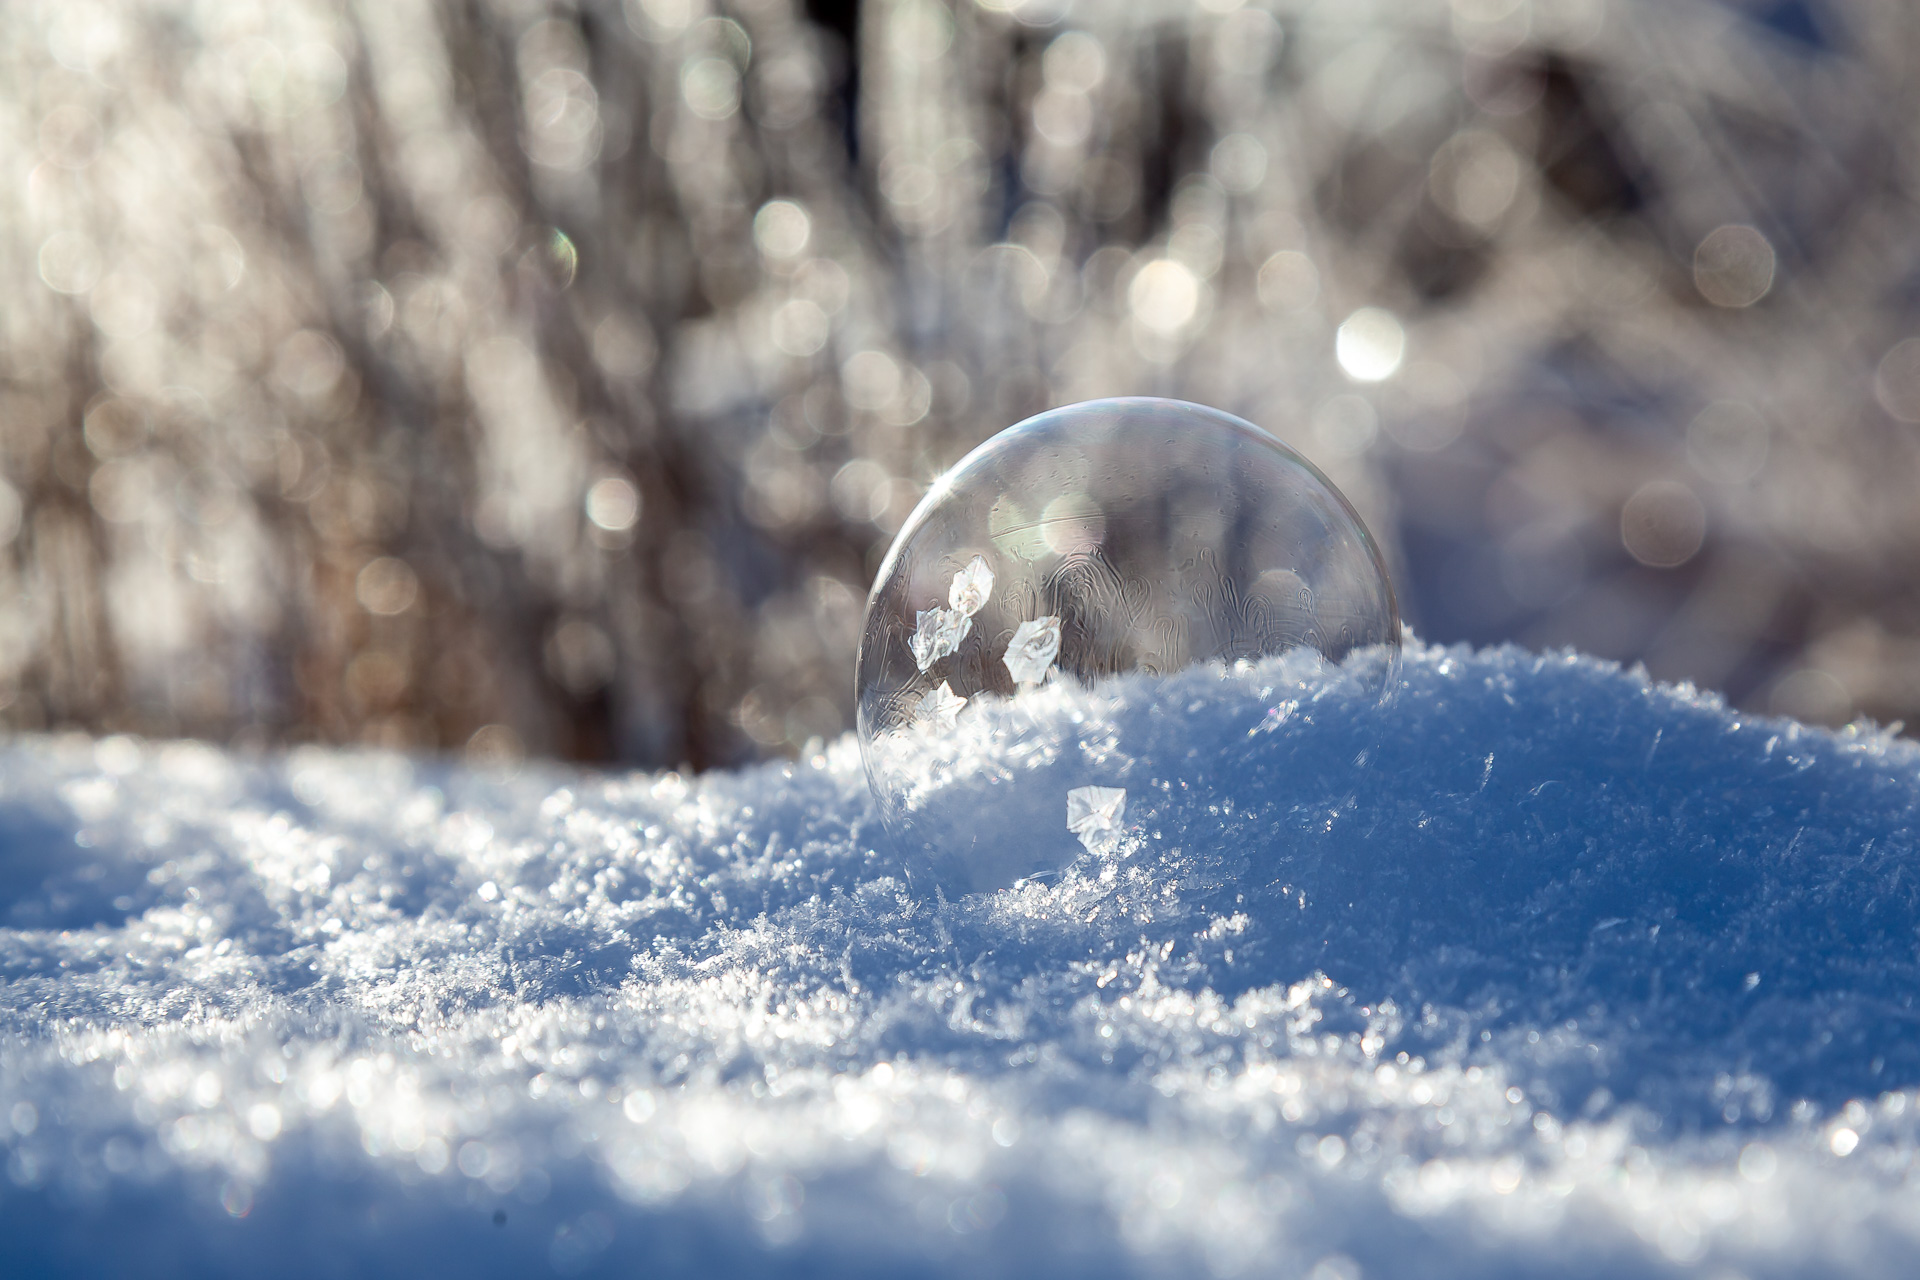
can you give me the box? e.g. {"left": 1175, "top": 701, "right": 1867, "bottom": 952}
{"left": 860, "top": 642, "right": 1395, "bottom": 895}
{"left": 4, "top": 641, "right": 1920, "bottom": 1276}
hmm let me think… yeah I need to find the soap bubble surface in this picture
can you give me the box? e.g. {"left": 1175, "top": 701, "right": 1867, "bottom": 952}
{"left": 856, "top": 398, "right": 1400, "bottom": 895}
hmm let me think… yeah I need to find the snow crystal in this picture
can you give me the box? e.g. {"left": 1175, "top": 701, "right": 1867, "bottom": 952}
{"left": 4, "top": 641, "right": 1920, "bottom": 1277}
{"left": 1002, "top": 615, "right": 1061, "bottom": 685}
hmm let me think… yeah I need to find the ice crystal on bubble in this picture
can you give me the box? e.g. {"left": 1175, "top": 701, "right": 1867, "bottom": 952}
{"left": 1065, "top": 785, "right": 1126, "bottom": 853}
{"left": 915, "top": 681, "right": 967, "bottom": 731}
{"left": 1003, "top": 616, "right": 1062, "bottom": 686}
{"left": 910, "top": 606, "right": 971, "bottom": 671}
{"left": 948, "top": 556, "right": 995, "bottom": 616}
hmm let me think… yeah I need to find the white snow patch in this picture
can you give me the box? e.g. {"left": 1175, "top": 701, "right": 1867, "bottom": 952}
{"left": 0, "top": 641, "right": 1918, "bottom": 1276}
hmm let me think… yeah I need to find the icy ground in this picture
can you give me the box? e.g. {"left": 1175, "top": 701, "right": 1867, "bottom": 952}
{"left": 4, "top": 644, "right": 1920, "bottom": 1277}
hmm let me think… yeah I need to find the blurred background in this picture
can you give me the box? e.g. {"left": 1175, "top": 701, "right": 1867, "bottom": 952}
{"left": 3, "top": 0, "right": 1918, "bottom": 769}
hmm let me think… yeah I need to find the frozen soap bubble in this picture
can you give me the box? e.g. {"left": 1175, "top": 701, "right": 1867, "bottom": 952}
{"left": 856, "top": 398, "right": 1399, "bottom": 896}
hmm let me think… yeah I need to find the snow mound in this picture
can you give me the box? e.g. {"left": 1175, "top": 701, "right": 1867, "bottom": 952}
{"left": 2, "top": 641, "right": 1919, "bottom": 1277}
{"left": 864, "top": 644, "right": 1395, "bottom": 894}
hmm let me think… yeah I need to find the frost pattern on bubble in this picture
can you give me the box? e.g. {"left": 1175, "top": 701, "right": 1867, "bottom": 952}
{"left": 1066, "top": 785, "right": 1126, "bottom": 853}
{"left": 1002, "top": 615, "right": 1061, "bottom": 685}
{"left": 911, "top": 606, "right": 972, "bottom": 671}
{"left": 916, "top": 681, "right": 966, "bottom": 731}
{"left": 948, "top": 555, "right": 994, "bottom": 616}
